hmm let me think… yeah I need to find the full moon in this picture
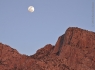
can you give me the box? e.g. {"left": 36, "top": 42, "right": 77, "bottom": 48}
{"left": 28, "top": 6, "right": 34, "bottom": 12}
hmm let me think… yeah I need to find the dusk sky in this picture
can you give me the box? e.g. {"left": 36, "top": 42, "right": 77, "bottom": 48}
{"left": 0, "top": 0, "right": 95, "bottom": 55}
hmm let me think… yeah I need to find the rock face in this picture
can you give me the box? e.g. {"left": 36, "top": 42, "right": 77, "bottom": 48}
{"left": 0, "top": 27, "right": 95, "bottom": 70}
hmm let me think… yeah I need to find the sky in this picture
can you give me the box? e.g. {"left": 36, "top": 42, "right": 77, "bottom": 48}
{"left": 0, "top": 0, "right": 95, "bottom": 55}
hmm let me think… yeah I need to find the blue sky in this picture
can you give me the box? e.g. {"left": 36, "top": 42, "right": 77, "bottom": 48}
{"left": 0, "top": 0, "right": 95, "bottom": 55}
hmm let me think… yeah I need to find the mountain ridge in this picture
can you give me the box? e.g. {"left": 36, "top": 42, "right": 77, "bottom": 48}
{"left": 0, "top": 27, "right": 95, "bottom": 70}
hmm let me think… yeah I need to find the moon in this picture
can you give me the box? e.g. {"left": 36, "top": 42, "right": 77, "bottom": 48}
{"left": 28, "top": 6, "right": 34, "bottom": 12}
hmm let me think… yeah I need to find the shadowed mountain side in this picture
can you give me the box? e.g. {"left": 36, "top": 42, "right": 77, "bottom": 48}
{"left": 0, "top": 27, "right": 95, "bottom": 70}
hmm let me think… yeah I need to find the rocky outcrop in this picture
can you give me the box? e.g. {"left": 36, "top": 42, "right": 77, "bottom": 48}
{"left": 0, "top": 27, "right": 95, "bottom": 70}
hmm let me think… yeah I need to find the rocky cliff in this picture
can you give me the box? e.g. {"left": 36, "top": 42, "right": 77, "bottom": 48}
{"left": 0, "top": 27, "right": 95, "bottom": 70}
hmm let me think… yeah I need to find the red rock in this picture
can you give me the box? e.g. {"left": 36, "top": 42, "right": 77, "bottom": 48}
{"left": 0, "top": 27, "right": 95, "bottom": 70}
